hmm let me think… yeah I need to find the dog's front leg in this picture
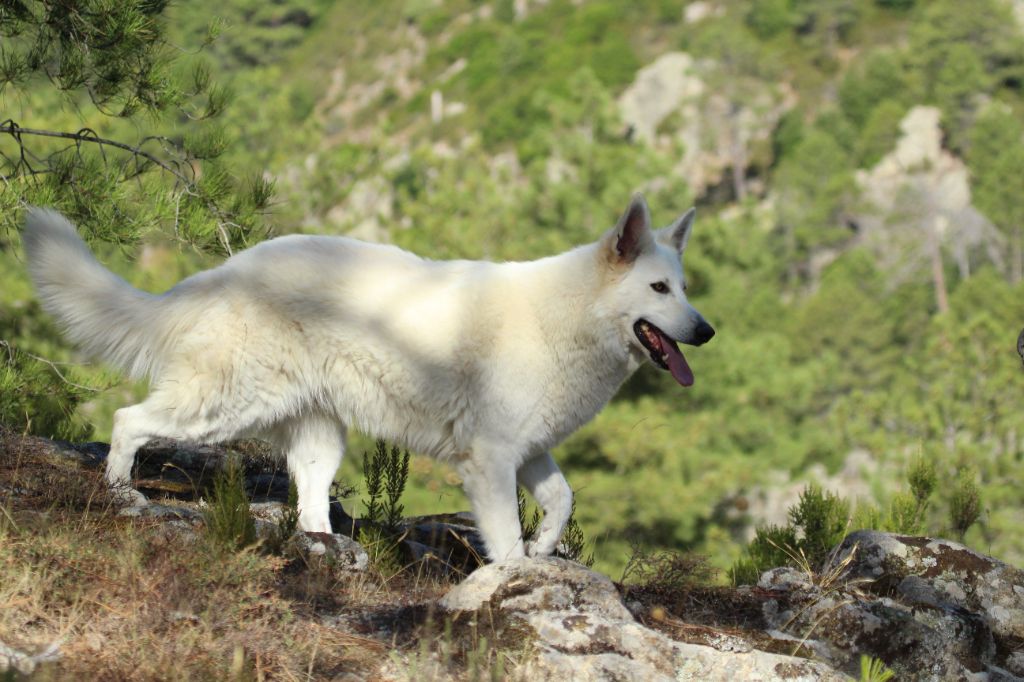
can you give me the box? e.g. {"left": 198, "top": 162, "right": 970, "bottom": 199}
{"left": 517, "top": 451, "right": 573, "bottom": 557}
{"left": 457, "top": 452, "right": 525, "bottom": 562}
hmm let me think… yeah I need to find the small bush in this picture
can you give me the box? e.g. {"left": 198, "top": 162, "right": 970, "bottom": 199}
{"left": 357, "top": 524, "right": 404, "bottom": 578}
{"left": 203, "top": 455, "right": 256, "bottom": 551}
{"left": 264, "top": 481, "right": 300, "bottom": 556}
{"left": 622, "top": 545, "right": 716, "bottom": 591}
{"left": 730, "top": 485, "right": 849, "bottom": 585}
{"left": 949, "top": 468, "right": 982, "bottom": 542}
{"left": 860, "top": 654, "right": 896, "bottom": 682}
{"left": 559, "top": 498, "right": 594, "bottom": 567}
{"left": 359, "top": 440, "right": 410, "bottom": 575}
{"left": 362, "top": 439, "right": 410, "bottom": 531}
{"left": 517, "top": 486, "right": 541, "bottom": 541}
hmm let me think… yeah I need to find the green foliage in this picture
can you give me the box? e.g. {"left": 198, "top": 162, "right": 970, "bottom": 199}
{"left": 730, "top": 485, "right": 849, "bottom": 585}
{"left": 907, "top": 0, "right": 1024, "bottom": 98}
{"left": 559, "top": 498, "right": 595, "bottom": 568}
{"left": 855, "top": 99, "right": 906, "bottom": 167}
{"left": 790, "top": 485, "right": 851, "bottom": 561}
{"left": 838, "top": 50, "right": 912, "bottom": 129}
{"left": 358, "top": 440, "right": 410, "bottom": 575}
{"left": 968, "top": 105, "right": 1024, "bottom": 280}
{"left": 0, "top": 342, "right": 94, "bottom": 440}
{"left": 0, "top": 1, "right": 273, "bottom": 254}
{"left": 264, "top": 481, "right": 300, "bottom": 555}
{"left": 745, "top": 0, "right": 796, "bottom": 40}
{"left": 204, "top": 456, "right": 257, "bottom": 551}
{"left": 859, "top": 655, "right": 896, "bottom": 682}
{"left": 774, "top": 126, "right": 855, "bottom": 276}
{"left": 621, "top": 546, "right": 716, "bottom": 589}
{"left": 357, "top": 524, "right": 404, "bottom": 577}
{"left": 0, "top": 0, "right": 178, "bottom": 113}
{"left": 361, "top": 439, "right": 410, "bottom": 531}
{"left": 730, "top": 524, "right": 800, "bottom": 586}
{"left": 517, "top": 487, "right": 541, "bottom": 542}
{"left": 949, "top": 468, "right": 982, "bottom": 543}
{"left": 517, "top": 486, "right": 593, "bottom": 566}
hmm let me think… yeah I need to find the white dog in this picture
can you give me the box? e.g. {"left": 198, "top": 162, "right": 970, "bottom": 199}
{"left": 23, "top": 195, "right": 713, "bottom": 561}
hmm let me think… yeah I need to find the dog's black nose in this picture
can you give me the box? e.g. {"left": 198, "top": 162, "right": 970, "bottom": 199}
{"left": 694, "top": 321, "right": 715, "bottom": 345}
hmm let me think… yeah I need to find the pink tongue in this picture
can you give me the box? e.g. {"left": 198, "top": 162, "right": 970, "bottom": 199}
{"left": 656, "top": 333, "right": 694, "bottom": 387}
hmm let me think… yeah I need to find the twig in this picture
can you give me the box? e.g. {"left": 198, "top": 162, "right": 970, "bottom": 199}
{"left": 0, "top": 120, "right": 193, "bottom": 187}
{"left": 0, "top": 341, "right": 102, "bottom": 393}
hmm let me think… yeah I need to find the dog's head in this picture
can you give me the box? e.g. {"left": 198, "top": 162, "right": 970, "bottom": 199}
{"left": 598, "top": 194, "right": 714, "bottom": 387}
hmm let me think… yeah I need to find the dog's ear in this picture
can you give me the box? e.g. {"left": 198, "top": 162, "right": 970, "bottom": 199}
{"left": 605, "top": 194, "right": 654, "bottom": 265}
{"left": 656, "top": 207, "right": 695, "bottom": 255}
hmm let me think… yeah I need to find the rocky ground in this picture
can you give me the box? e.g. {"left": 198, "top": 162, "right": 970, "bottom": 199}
{"left": 1, "top": 429, "right": 1022, "bottom": 681}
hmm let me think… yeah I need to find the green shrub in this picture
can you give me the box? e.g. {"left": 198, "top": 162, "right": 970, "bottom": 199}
{"left": 204, "top": 455, "right": 257, "bottom": 551}
{"left": 950, "top": 468, "right": 982, "bottom": 542}
{"left": 730, "top": 485, "right": 848, "bottom": 585}
{"left": 860, "top": 655, "right": 896, "bottom": 682}
{"left": 359, "top": 440, "right": 410, "bottom": 575}
{"left": 264, "top": 481, "right": 300, "bottom": 556}
{"left": 362, "top": 439, "right": 410, "bottom": 531}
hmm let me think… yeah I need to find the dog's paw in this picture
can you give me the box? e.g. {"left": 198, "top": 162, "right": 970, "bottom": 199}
{"left": 110, "top": 485, "right": 149, "bottom": 507}
{"left": 525, "top": 539, "right": 555, "bottom": 558}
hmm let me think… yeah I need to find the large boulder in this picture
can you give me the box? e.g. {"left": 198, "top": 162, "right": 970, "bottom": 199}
{"left": 826, "top": 531, "right": 1024, "bottom": 677}
{"left": 440, "top": 557, "right": 849, "bottom": 681}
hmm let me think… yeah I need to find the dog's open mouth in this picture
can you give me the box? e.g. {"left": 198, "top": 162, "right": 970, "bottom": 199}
{"left": 634, "top": 319, "right": 694, "bottom": 387}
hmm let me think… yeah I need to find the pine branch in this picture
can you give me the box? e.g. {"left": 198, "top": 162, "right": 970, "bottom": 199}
{"left": 0, "top": 119, "right": 193, "bottom": 187}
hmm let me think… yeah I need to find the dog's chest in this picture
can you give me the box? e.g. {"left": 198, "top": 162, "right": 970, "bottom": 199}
{"left": 514, "top": 352, "right": 630, "bottom": 447}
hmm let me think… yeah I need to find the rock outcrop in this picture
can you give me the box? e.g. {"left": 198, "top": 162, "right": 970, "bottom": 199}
{"left": 617, "top": 51, "right": 793, "bottom": 199}
{"left": 854, "top": 105, "right": 1005, "bottom": 278}
{"left": 441, "top": 557, "right": 847, "bottom": 682}
{"left": 826, "top": 531, "right": 1024, "bottom": 678}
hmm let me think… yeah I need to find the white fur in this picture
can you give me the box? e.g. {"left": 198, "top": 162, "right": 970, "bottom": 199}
{"left": 22, "top": 196, "right": 711, "bottom": 561}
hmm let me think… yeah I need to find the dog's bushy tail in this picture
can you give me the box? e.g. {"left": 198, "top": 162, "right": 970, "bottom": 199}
{"left": 22, "top": 209, "right": 166, "bottom": 379}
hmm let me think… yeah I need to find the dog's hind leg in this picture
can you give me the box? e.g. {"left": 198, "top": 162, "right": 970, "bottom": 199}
{"left": 105, "top": 397, "right": 261, "bottom": 505}
{"left": 517, "top": 451, "right": 573, "bottom": 558}
{"left": 274, "top": 414, "right": 344, "bottom": 534}
{"left": 105, "top": 404, "right": 160, "bottom": 505}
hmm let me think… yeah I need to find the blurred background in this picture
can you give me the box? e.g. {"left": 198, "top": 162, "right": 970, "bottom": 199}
{"left": 2, "top": 0, "right": 1023, "bottom": 577}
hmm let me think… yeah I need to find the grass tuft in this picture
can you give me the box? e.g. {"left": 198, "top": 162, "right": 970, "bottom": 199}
{"left": 203, "top": 454, "right": 256, "bottom": 551}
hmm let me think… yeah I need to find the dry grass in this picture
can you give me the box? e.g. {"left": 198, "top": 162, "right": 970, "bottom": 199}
{"left": 0, "top": 506, "right": 388, "bottom": 680}
{"left": 0, "top": 428, "right": 466, "bottom": 680}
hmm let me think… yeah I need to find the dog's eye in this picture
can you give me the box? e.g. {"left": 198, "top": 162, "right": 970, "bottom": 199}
{"left": 650, "top": 282, "right": 669, "bottom": 294}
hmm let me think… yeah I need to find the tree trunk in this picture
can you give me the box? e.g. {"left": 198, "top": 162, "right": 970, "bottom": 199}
{"left": 929, "top": 223, "right": 949, "bottom": 315}
{"left": 730, "top": 112, "right": 747, "bottom": 203}
{"left": 1012, "top": 229, "right": 1023, "bottom": 284}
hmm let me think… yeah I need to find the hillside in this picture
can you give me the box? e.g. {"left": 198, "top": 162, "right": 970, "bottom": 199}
{"left": 2, "top": 0, "right": 1024, "bottom": 583}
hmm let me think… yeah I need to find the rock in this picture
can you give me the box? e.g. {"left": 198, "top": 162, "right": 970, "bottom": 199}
{"left": 398, "top": 512, "right": 486, "bottom": 575}
{"left": 441, "top": 558, "right": 849, "bottom": 681}
{"left": 684, "top": 1, "right": 724, "bottom": 24}
{"left": 117, "top": 501, "right": 203, "bottom": 523}
{"left": 758, "top": 566, "right": 996, "bottom": 681}
{"left": 735, "top": 532, "right": 1024, "bottom": 680}
{"left": 617, "top": 52, "right": 793, "bottom": 198}
{"left": 826, "top": 531, "right": 1024, "bottom": 677}
{"left": 294, "top": 532, "right": 369, "bottom": 571}
{"left": 0, "top": 639, "right": 61, "bottom": 675}
{"left": 853, "top": 106, "right": 1005, "bottom": 277}
{"left": 618, "top": 53, "right": 704, "bottom": 145}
